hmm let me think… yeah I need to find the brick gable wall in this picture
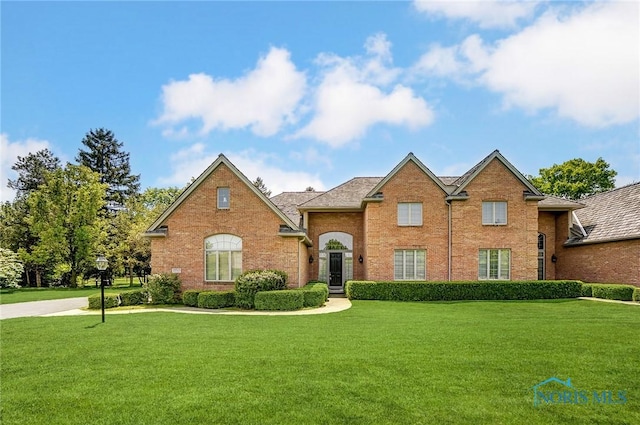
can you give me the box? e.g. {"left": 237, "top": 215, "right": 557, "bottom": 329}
{"left": 149, "top": 163, "right": 304, "bottom": 291}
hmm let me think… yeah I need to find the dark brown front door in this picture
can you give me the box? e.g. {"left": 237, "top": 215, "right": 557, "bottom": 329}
{"left": 329, "top": 253, "right": 343, "bottom": 287}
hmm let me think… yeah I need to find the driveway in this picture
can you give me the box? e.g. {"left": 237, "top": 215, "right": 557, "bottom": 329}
{"left": 0, "top": 297, "right": 88, "bottom": 320}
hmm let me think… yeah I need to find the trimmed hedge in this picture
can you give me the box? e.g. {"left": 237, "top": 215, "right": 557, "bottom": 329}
{"left": 633, "top": 288, "right": 640, "bottom": 303}
{"left": 580, "top": 283, "right": 593, "bottom": 297}
{"left": 88, "top": 294, "right": 120, "bottom": 309}
{"left": 590, "top": 284, "right": 635, "bottom": 301}
{"left": 235, "top": 270, "right": 288, "bottom": 309}
{"left": 254, "top": 290, "right": 304, "bottom": 311}
{"left": 119, "top": 290, "right": 146, "bottom": 306}
{"left": 197, "top": 291, "right": 235, "bottom": 309}
{"left": 182, "top": 290, "right": 201, "bottom": 307}
{"left": 301, "top": 283, "right": 329, "bottom": 308}
{"left": 345, "top": 280, "right": 583, "bottom": 301}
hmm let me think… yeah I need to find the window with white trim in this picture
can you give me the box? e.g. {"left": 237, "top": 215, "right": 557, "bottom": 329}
{"left": 205, "top": 234, "right": 242, "bottom": 281}
{"left": 398, "top": 203, "right": 423, "bottom": 226}
{"left": 482, "top": 201, "right": 507, "bottom": 225}
{"left": 394, "top": 249, "right": 426, "bottom": 280}
{"left": 217, "top": 187, "right": 230, "bottom": 209}
{"left": 478, "top": 249, "right": 510, "bottom": 280}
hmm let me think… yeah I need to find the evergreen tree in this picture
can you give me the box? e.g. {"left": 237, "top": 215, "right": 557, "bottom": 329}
{"left": 253, "top": 176, "right": 272, "bottom": 197}
{"left": 76, "top": 128, "right": 140, "bottom": 205}
{"left": 7, "top": 149, "right": 60, "bottom": 199}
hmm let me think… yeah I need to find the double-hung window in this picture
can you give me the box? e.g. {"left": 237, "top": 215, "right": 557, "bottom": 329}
{"left": 205, "top": 234, "right": 242, "bottom": 281}
{"left": 482, "top": 201, "right": 507, "bottom": 225}
{"left": 398, "top": 203, "right": 423, "bottom": 226}
{"left": 478, "top": 249, "right": 510, "bottom": 280}
{"left": 394, "top": 249, "right": 426, "bottom": 280}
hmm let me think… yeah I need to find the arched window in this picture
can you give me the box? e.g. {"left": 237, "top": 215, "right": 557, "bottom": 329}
{"left": 205, "top": 234, "right": 242, "bottom": 282}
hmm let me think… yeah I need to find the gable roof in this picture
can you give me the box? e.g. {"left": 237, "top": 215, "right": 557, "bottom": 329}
{"left": 365, "top": 153, "right": 450, "bottom": 199}
{"left": 538, "top": 195, "right": 585, "bottom": 211}
{"left": 450, "top": 150, "right": 543, "bottom": 198}
{"left": 145, "top": 154, "right": 303, "bottom": 233}
{"left": 270, "top": 191, "right": 325, "bottom": 222}
{"left": 298, "top": 177, "right": 383, "bottom": 210}
{"left": 566, "top": 182, "right": 640, "bottom": 245}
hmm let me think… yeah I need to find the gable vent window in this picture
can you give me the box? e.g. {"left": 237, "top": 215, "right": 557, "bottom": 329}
{"left": 482, "top": 201, "right": 507, "bottom": 225}
{"left": 217, "top": 188, "right": 230, "bottom": 209}
{"left": 398, "top": 203, "right": 423, "bottom": 226}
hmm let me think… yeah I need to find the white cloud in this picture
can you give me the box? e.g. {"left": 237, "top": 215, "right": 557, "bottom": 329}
{"left": 414, "top": 0, "right": 538, "bottom": 29}
{"left": 413, "top": 2, "right": 640, "bottom": 127}
{"left": 0, "top": 134, "right": 51, "bottom": 202}
{"left": 156, "top": 47, "right": 306, "bottom": 137}
{"left": 296, "top": 34, "right": 434, "bottom": 147}
{"left": 158, "top": 144, "right": 325, "bottom": 195}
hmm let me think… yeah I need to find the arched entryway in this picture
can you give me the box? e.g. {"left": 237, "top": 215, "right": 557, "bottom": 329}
{"left": 318, "top": 232, "right": 353, "bottom": 293}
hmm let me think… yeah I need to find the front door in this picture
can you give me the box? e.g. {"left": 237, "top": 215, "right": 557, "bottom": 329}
{"left": 329, "top": 253, "right": 343, "bottom": 288}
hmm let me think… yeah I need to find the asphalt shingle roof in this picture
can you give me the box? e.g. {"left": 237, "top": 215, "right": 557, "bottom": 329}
{"left": 538, "top": 195, "right": 585, "bottom": 210}
{"left": 270, "top": 192, "right": 324, "bottom": 223}
{"left": 298, "top": 177, "right": 383, "bottom": 209}
{"left": 567, "top": 182, "right": 640, "bottom": 245}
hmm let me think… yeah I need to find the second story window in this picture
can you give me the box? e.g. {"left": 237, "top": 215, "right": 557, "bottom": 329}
{"left": 482, "top": 201, "right": 507, "bottom": 225}
{"left": 217, "top": 187, "right": 230, "bottom": 209}
{"left": 398, "top": 203, "right": 422, "bottom": 226}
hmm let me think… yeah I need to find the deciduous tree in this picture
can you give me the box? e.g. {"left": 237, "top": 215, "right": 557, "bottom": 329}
{"left": 530, "top": 158, "right": 617, "bottom": 199}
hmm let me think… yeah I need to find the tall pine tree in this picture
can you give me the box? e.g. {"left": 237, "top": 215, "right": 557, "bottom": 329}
{"left": 76, "top": 128, "right": 140, "bottom": 205}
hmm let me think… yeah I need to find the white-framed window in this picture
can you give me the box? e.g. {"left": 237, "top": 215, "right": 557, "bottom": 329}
{"left": 205, "top": 234, "right": 242, "bottom": 281}
{"left": 394, "top": 249, "right": 426, "bottom": 280}
{"left": 482, "top": 201, "right": 507, "bottom": 225}
{"left": 398, "top": 203, "right": 423, "bottom": 226}
{"left": 217, "top": 187, "right": 230, "bottom": 209}
{"left": 478, "top": 249, "right": 510, "bottom": 280}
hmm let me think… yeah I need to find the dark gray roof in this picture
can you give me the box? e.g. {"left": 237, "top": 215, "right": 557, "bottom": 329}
{"left": 299, "top": 177, "right": 383, "bottom": 209}
{"left": 270, "top": 192, "right": 324, "bottom": 223}
{"left": 438, "top": 176, "right": 460, "bottom": 186}
{"left": 567, "top": 182, "right": 640, "bottom": 245}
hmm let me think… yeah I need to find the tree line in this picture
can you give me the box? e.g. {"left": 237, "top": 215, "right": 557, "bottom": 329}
{"left": 0, "top": 129, "right": 181, "bottom": 288}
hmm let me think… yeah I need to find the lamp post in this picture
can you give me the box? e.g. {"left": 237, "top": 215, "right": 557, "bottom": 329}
{"left": 96, "top": 255, "right": 109, "bottom": 323}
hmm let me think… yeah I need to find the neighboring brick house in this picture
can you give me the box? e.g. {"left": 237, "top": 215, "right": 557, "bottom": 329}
{"left": 145, "top": 150, "right": 639, "bottom": 291}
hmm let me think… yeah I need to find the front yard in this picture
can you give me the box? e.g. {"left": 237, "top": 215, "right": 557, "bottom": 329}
{"left": 1, "top": 300, "right": 638, "bottom": 424}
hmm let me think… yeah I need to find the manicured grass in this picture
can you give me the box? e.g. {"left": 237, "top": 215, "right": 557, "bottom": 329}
{"left": 0, "top": 282, "right": 142, "bottom": 305}
{"left": 1, "top": 300, "right": 638, "bottom": 424}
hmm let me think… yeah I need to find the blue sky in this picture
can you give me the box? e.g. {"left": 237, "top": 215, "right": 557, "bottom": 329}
{"left": 2, "top": 1, "right": 638, "bottom": 201}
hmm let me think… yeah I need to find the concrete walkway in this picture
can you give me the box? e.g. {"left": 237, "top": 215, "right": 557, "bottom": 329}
{"left": 29, "top": 296, "right": 352, "bottom": 318}
{"left": 0, "top": 297, "right": 89, "bottom": 320}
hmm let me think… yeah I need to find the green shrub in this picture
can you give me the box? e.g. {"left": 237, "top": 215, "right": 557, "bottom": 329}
{"left": 234, "top": 270, "right": 287, "bottom": 309}
{"left": 254, "top": 290, "right": 304, "bottom": 311}
{"left": 88, "top": 294, "right": 120, "bottom": 309}
{"left": 197, "top": 291, "right": 235, "bottom": 309}
{"left": 346, "top": 280, "right": 583, "bottom": 301}
{"left": 633, "top": 288, "right": 640, "bottom": 303}
{"left": 301, "top": 283, "right": 328, "bottom": 307}
{"left": 145, "top": 273, "right": 182, "bottom": 305}
{"left": 182, "top": 290, "right": 200, "bottom": 307}
{"left": 590, "top": 284, "right": 635, "bottom": 301}
{"left": 119, "top": 290, "right": 146, "bottom": 306}
{"left": 580, "top": 283, "right": 594, "bottom": 297}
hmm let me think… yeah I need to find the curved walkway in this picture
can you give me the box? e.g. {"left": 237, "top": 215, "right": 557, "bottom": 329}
{"left": 39, "top": 296, "right": 352, "bottom": 318}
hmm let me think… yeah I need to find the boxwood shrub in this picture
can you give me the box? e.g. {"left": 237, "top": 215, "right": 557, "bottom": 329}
{"left": 182, "top": 290, "right": 201, "bottom": 307}
{"left": 300, "top": 283, "right": 329, "bottom": 308}
{"left": 197, "top": 291, "right": 235, "bottom": 309}
{"left": 345, "top": 280, "right": 583, "bottom": 301}
{"left": 590, "top": 284, "right": 635, "bottom": 301}
{"left": 234, "top": 269, "right": 288, "bottom": 309}
{"left": 119, "top": 289, "right": 146, "bottom": 306}
{"left": 88, "top": 294, "right": 120, "bottom": 309}
{"left": 633, "top": 287, "right": 640, "bottom": 303}
{"left": 580, "top": 283, "right": 594, "bottom": 297}
{"left": 254, "top": 290, "right": 304, "bottom": 311}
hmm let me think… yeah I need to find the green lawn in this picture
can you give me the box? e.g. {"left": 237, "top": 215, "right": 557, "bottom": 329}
{"left": 1, "top": 300, "right": 638, "bottom": 424}
{"left": 0, "top": 281, "right": 142, "bottom": 305}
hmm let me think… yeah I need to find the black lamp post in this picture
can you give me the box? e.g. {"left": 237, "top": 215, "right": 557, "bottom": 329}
{"left": 96, "top": 255, "right": 109, "bottom": 323}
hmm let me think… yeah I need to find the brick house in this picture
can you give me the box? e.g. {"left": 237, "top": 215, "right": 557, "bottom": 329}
{"left": 145, "top": 150, "right": 640, "bottom": 291}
